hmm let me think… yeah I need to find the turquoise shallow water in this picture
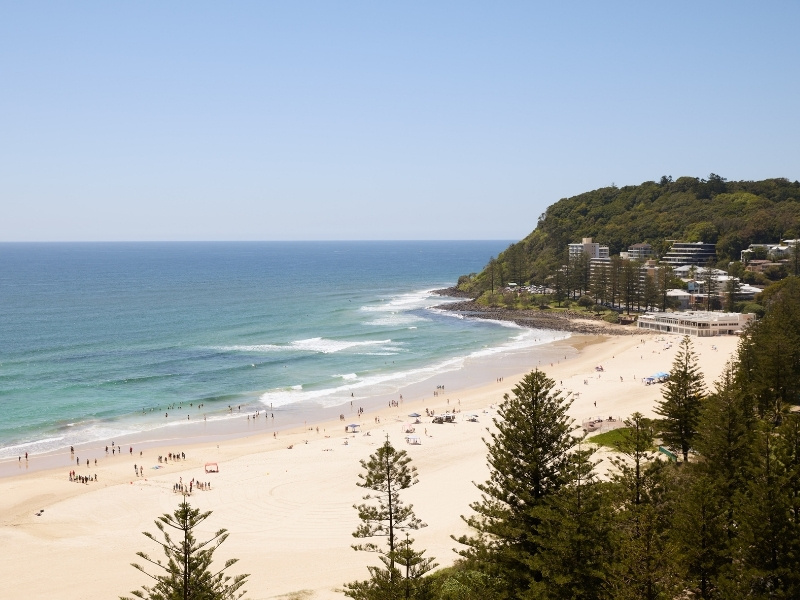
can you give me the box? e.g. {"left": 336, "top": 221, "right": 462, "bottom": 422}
{"left": 0, "top": 241, "right": 564, "bottom": 459}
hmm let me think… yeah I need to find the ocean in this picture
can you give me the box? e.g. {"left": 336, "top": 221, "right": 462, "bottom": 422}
{"left": 0, "top": 241, "right": 567, "bottom": 461}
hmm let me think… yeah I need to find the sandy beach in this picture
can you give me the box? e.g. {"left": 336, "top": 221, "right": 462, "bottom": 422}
{"left": 0, "top": 332, "right": 740, "bottom": 599}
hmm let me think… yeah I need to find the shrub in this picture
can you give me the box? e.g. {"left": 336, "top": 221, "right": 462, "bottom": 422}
{"left": 740, "top": 302, "right": 765, "bottom": 318}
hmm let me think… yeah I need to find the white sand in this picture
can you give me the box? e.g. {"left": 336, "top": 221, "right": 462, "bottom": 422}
{"left": 0, "top": 333, "right": 739, "bottom": 599}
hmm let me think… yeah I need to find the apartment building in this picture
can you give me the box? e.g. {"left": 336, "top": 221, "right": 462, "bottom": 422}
{"left": 660, "top": 241, "right": 717, "bottom": 267}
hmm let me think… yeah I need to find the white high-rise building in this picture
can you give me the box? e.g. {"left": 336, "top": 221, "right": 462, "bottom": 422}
{"left": 568, "top": 237, "right": 609, "bottom": 260}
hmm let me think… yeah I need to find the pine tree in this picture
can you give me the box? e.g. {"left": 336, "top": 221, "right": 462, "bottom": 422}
{"left": 591, "top": 261, "right": 610, "bottom": 306}
{"left": 657, "top": 265, "right": 675, "bottom": 312}
{"left": 345, "top": 536, "right": 437, "bottom": 600}
{"left": 395, "top": 534, "right": 438, "bottom": 600}
{"left": 529, "top": 440, "right": 612, "bottom": 600}
{"left": 643, "top": 272, "right": 659, "bottom": 312}
{"left": 610, "top": 412, "right": 656, "bottom": 506}
{"left": 691, "top": 363, "right": 756, "bottom": 576}
{"left": 607, "top": 414, "right": 680, "bottom": 600}
{"left": 773, "top": 413, "right": 800, "bottom": 594}
{"left": 729, "top": 421, "right": 795, "bottom": 598}
{"left": 714, "top": 414, "right": 800, "bottom": 599}
{"left": 122, "top": 499, "right": 248, "bottom": 600}
{"left": 671, "top": 469, "right": 727, "bottom": 599}
{"left": 655, "top": 336, "right": 706, "bottom": 463}
{"left": 621, "top": 259, "right": 639, "bottom": 314}
{"left": 736, "top": 277, "right": 800, "bottom": 416}
{"left": 702, "top": 263, "right": 718, "bottom": 311}
{"left": 455, "top": 369, "right": 575, "bottom": 597}
{"left": 345, "top": 438, "right": 430, "bottom": 599}
{"left": 609, "top": 480, "right": 679, "bottom": 600}
{"left": 724, "top": 276, "right": 741, "bottom": 312}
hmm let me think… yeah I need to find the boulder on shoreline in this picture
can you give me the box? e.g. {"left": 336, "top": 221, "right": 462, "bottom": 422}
{"left": 431, "top": 286, "right": 476, "bottom": 299}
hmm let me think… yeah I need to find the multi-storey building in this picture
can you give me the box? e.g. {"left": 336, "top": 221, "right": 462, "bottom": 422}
{"left": 660, "top": 241, "right": 716, "bottom": 267}
{"left": 637, "top": 311, "right": 755, "bottom": 336}
{"left": 568, "top": 238, "right": 610, "bottom": 260}
{"left": 627, "top": 243, "right": 653, "bottom": 261}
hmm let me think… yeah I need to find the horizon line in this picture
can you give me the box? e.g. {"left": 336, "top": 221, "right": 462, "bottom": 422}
{"left": 0, "top": 238, "right": 518, "bottom": 244}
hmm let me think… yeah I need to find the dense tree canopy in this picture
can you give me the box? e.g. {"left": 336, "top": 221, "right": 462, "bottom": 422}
{"left": 457, "top": 176, "right": 800, "bottom": 293}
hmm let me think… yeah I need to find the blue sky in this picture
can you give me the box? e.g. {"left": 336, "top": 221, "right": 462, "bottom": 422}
{"left": 2, "top": 2, "right": 799, "bottom": 241}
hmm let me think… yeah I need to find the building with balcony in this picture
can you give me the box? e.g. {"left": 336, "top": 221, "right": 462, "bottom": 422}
{"left": 627, "top": 243, "right": 654, "bottom": 261}
{"left": 637, "top": 311, "right": 755, "bottom": 337}
{"left": 660, "top": 241, "right": 717, "bottom": 267}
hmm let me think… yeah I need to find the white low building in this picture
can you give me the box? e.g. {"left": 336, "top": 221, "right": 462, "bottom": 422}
{"left": 637, "top": 311, "right": 755, "bottom": 337}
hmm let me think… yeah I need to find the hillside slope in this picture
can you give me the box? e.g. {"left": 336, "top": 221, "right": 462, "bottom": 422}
{"left": 459, "top": 175, "right": 800, "bottom": 293}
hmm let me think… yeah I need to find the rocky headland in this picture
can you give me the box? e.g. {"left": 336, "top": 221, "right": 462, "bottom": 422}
{"left": 432, "top": 288, "right": 640, "bottom": 335}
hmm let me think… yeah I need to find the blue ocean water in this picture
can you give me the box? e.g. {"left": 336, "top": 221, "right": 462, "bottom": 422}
{"left": 0, "top": 241, "right": 563, "bottom": 460}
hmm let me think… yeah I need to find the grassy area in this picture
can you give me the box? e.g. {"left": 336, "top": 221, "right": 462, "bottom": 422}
{"left": 589, "top": 427, "right": 660, "bottom": 452}
{"left": 588, "top": 427, "right": 631, "bottom": 449}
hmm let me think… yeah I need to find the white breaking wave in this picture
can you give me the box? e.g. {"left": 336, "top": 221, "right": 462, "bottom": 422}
{"left": 211, "top": 338, "right": 392, "bottom": 355}
{"left": 0, "top": 436, "right": 65, "bottom": 458}
{"left": 364, "top": 313, "right": 425, "bottom": 327}
{"left": 360, "top": 288, "right": 437, "bottom": 314}
{"left": 429, "top": 308, "right": 465, "bottom": 320}
{"left": 290, "top": 337, "right": 391, "bottom": 354}
{"left": 211, "top": 344, "right": 284, "bottom": 353}
{"left": 257, "top": 325, "right": 569, "bottom": 411}
{"left": 361, "top": 288, "right": 460, "bottom": 327}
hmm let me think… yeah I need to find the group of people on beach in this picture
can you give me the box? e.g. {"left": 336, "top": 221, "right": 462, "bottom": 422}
{"left": 246, "top": 410, "right": 274, "bottom": 421}
{"left": 173, "top": 477, "right": 210, "bottom": 494}
{"left": 158, "top": 451, "right": 185, "bottom": 463}
{"left": 103, "top": 442, "right": 137, "bottom": 456}
{"left": 69, "top": 470, "right": 96, "bottom": 484}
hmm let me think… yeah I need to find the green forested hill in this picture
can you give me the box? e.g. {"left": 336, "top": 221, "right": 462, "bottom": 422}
{"left": 459, "top": 175, "right": 800, "bottom": 292}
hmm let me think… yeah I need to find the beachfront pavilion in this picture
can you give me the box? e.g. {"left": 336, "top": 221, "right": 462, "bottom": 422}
{"left": 637, "top": 311, "right": 755, "bottom": 337}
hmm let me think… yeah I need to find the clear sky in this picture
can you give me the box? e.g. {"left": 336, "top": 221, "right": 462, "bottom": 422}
{"left": 2, "top": 1, "right": 799, "bottom": 242}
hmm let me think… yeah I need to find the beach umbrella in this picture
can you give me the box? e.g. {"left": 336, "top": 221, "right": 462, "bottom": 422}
{"left": 348, "top": 423, "right": 360, "bottom": 429}
{"left": 408, "top": 412, "right": 421, "bottom": 418}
